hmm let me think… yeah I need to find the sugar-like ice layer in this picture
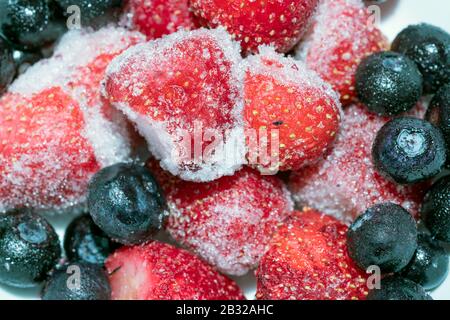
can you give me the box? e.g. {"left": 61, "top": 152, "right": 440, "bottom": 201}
{"left": 105, "top": 27, "right": 246, "bottom": 182}
{"left": 0, "top": 27, "right": 145, "bottom": 213}
{"left": 0, "top": 89, "right": 100, "bottom": 214}
{"left": 289, "top": 104, "right": 424, "bottom": 223}
{"left": 10, "top": 27, "right": 146, "bottom": 167}
{"left": 165, "top": 167, "right": 294, "bottom": 276}
{"left": 12, "top": 27, "right": 144, "bottom": 96}
{"left": 296, "top": 0, "right": 367, "bottom": 63}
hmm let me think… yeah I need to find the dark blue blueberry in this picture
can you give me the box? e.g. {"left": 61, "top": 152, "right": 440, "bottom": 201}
{"left": 0, "top": 37, "right": 15, "bottom": 94}
{"left": 356, "top": 51, "right": 423, "bottom": 116}
{"left": 372, "top": 117, "right": 446, "bottom": 184}
{"left": 401, "top": 233, "right": 449, "bottom": 290}
{"left": 0, "top": 209, "right": 61, "bottom": 288}
{"left": 42, "top": 262, "right": 111, "bottom": 300}
{"left": 55, "top": 0, "right": 123, "bottom": 26}
{"left": 426, "top": 83, "right": 450, "bottom": 168}
{"left": 0, "top": 0, "right": 66, "bottom": 51}
{"left": 347, "top": 203, "right": 418, "bottom": 274}
{"left": 392, "top": 23, "right": 450, "bottom": 94}
{"left": 421, "top": 175, "right": 450, "bottom": 243}
{"left": 87, "top": 163, "right": 168, "bottom": 245}
{"left": 367, "top": 276, "right": 433, "bottom": 300}
{"left": 64, "top": 214, "right": 118, "bottom": 265}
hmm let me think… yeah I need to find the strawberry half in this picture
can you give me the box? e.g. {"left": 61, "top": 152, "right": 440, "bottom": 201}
{"left": 0, "top": 28, "right": 144, "bottom": 213}
{"left": 256, "top": 208, "right": 369, "bottom": 300}
{"left": 0, "top": 88, "right": 99, "bottom": 212}
{"left": 189, "top": 0, "right": 319, "bottom": 53}
{"left": 147, "top": 160, "right": 293, "bottom": 276}
{"left": 104, "top": 28, "right": 246, "bottom": 182}
{"left": 106, "top": 241, "right": 245, "bottom": 300}
{"left": 296, "top": 0, "right": 388, "bottom": 105}
{"left": 244, "top": 46, "right": 341, "bottom": 172}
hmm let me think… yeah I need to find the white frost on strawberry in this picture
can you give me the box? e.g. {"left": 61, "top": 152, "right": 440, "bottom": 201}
{"left": 0, "top": 27, "right": 145, "bottom": 214}
{"left": 104, "top": 28, "right": 246, "bottom": 182}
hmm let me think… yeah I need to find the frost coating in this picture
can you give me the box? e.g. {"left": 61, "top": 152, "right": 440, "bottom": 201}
{"left": 289, "top": 104, "right": 424, "bottom": 223}
{"left": 105, "top": 28, "right": 246, "bottom": 182}
{"left": 11, "top": 27, "right": 144, "bottom": 96}
{"left": 295, "top": 0, "right": 388, "bottom": 104}
{"left": 0, "top": 27, "right": 145, "bottom": 213}
{"left": 163, "top": 167, "right": 294, "bottom": 276}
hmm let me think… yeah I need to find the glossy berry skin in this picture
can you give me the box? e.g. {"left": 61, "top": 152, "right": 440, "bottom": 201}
{"left": 401, "top": 234, "right": 449, "bottom": 290}
{"left": 426, "top": 84, "right": 450, "bottom": 167}
{"left": 392, "top": 23, "right": 450, "bottom": 94}
{"left": 356, "top": 51, "right": 423, "bottom": 116}
{"left": 347, "top": 203, "right": 418, "bottom": 274}
{"left": 64, "top": 214, "right": 118, "bottom": 265}
{"left": 367, "top": 276, "right": 432, "bottom": 300}
{"left": 0, "top": 0, "right": 66, "bottom": 50}
{"left": 421, "top": 175, "right": 450, "bottom": 243}
{"left": 0, "top": 209, "right": 61, "bottom": 288}
{"left": 0, "top": 38, "right": 15, "bottom": 94}
{"left": 42, "top": 263, "right": 111, "bottom": 300}
{"left": 88, "top": 163, "right": 168, "bottom": 245}
{"left": 372, "top": 117, "right": 446, "bottom": 184}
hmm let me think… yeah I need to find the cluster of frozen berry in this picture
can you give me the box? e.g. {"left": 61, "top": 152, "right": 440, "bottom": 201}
{"left": 0, "top": 0, "right": 449, "bottom": 300}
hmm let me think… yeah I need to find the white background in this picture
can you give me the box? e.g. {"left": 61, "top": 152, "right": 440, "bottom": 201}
{"left": 0, "top": 0, "right": 449, "bottom": 300}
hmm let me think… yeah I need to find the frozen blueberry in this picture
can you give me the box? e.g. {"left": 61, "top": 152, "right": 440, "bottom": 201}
{"left": 0, "top": 38, "right": 15, "bottom": 94}
{"left": 88, "top": 163, "right": 168, "bottom": 245}
{"left": 372, "top": 117, "right": 446, "bottom": 184}
{"left": 0, "top": 209, "right": 61, "bottom": 288}
{"left": 426, "top": 83, "right": 450, "bottom": 167}
{"left": 356, "top": 51, "right": 423, "bottom": 116}
{"left": 421, "top": 175, "right": 450, "bottom": 243}
{"left": 55, "top": 0, "right": 123, "bottom": 25}
{"left": 367, "top": 276, "right": 433, "bottom": 300}
{"left": 42, "top": 262, "right": 111, "bottom": 300}
{"left": 401, "top": 234, "right": 449, "bottom": 290}
{"left": 0, "top": 0, "right": 66, "bottom": 50}
{"left": 392, "top": 23, "right": 450, "bottom": 94}
{"left": 64, "top": 214, "right": 118, "bottom": 265}
{"left": 347, "top": 203, "right": 418, "bottom": 274}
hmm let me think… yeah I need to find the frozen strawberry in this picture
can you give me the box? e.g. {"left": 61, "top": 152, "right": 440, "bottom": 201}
{"left": 288, "top": 104, "right": 424, "bottom": 223}
{"left": 0, "top": 28, "right": 144, "bottom": 213}
{"left": 126, "top": 0, "right": 198, "bottom": 39}
{"left": 105, "top": 28, "right": 246, "bottom": 182}
{"left": 190, "top": 0, "right": 319, "bottom": 53}
{"left": 256, "top": 208, "right": 369, "bottom": 300}
{"left": 105, "top": 241, "right": 245, "bottom": 300}
{"left": 296, "top": 0, "right": 388, "bottom": 105}
{"left": 0, "top": 88, "right": 98, "bottom": 213}
{"left": 244, "top": 47, "right": 341, "bottom": 172}
{"left": 146, "top": 160, "right": 293, "bottom": 276}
